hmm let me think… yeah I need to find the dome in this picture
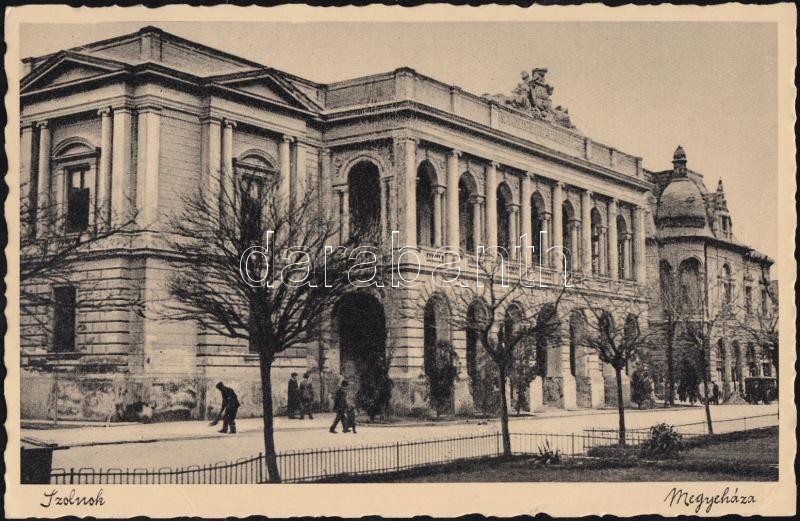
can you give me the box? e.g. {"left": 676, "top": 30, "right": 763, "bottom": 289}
{"left": 656, "top": 176, "right": 708, "bottom": 228}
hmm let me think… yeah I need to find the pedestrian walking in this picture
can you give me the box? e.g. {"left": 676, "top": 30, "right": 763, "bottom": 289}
{"left": 329, "top": 380, "right": 349, "bottom": 433}
{"left": 209, "top": 382, "right": 240, "bottom": 434}
{"left": 287, "top": 373, "right": 300, "bottom": 419}
{"left": 298, "top": 372, "right": 314, "bottom": 420}
{"left": 712, "top": 382, "right": 720, "bottom": 405}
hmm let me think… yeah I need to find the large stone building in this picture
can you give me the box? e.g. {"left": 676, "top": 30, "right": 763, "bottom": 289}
{"left": 19, "top": 26, "right": 775, "bottom": 421}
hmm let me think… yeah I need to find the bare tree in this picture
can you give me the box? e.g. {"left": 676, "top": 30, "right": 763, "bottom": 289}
{"left": 447, "top": 251, "right": 565, "bottom": 455}
{"left": 160, "top": 171, "right": 359, "bottom": 483}
{"left": 732, "top": 270, "right": 778, "bottom": 381}
{"left": 577, "top": 289, "right": 649, "bottom": 446}
{"left": 20, "top": 182, "right": 139, "bottom": 344}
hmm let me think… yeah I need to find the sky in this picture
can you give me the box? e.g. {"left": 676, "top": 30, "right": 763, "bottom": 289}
{"left": 20, "top": 21, "right": 779, "bottom": 268}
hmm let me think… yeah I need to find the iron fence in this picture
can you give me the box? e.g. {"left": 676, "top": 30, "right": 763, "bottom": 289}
{"left": 48, "top": 412, "right": 778, "bottom": 484}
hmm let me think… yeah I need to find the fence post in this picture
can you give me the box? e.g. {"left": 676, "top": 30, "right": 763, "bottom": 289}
{"left": 496, "top": 432, "right": 501, "bottom": 456}
{"left": 571, "top": 433, "right": 575, "bottom": 457}
{"left": 258, "top": 452, "right": 263, "bottom": 483}
{"left": 395, "top": 442, "right": 400, "bottom": 471}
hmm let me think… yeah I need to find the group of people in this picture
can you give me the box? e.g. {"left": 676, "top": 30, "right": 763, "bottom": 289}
{"left": 212, "top": 375, "right": 357, "bottom": 435}
{"left": 287, "top": 372, "right": 316, "bottom": 419}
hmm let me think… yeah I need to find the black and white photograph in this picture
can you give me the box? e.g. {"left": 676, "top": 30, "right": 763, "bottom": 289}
{"left": 4, "top": 4, "right": 796, "bottom": 518}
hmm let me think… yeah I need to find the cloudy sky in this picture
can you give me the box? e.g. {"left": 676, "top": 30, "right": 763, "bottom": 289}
{"left": 20, "top": 20, "right": 779, "bottom": 267}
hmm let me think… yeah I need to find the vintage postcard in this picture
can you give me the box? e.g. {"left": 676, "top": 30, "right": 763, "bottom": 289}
{"left": 3, "top": 4, "right": 797, "bottom": 518}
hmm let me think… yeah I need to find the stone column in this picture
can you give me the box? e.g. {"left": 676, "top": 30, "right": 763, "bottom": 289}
{"left": 294, "top": 141, "right": 308, "bottom": 209}
{"left": 278, "top": 135, "right": 293, "bottom": 209}
{"left": 551, "top": 181, "right": 563, "bottom": 267}
{"left": 96, "top": 109, "right": 113, "bottom": 229}
{"left": 570, "top": 221, "right": 579, "bottom": 267}
{"left": 319, "top": 148, "right": 332, "bottom": 216}
{"left": 520, "top": 173, "right": 532, "bottom": 262}
{"left": 36, "top": 121, "right": 51, "bottom": 235}
{"left": 622, "top": 233, "right": 632, "bottom": 280}
{"left": 446, "top": 149, "right": 460, "bottom": 249}
{"left": 433, "top": 186, "right": 444, "bottom": 246}
{"left": 581, "top": 190, "right": 592, "bottom": 274}
{"left": 111, "top": 107, "right": 134, "bottom": 224}
{"left": 136, "top": 105, "right": 162, "bottom": 226}
{"left": 471, "top": 195, "right": 483, "bottom": 251}
{"left": 598, "top": 227, "right": 607, "bottom": 277}
{"left": 508, "top": 205, "right": 519, "bottom": 258}
{"left": 339, "top": 187, "right": 349, "bottom": 242}
{"left": 539, "top": 213, "right": 551, "bottom": 266}
{"left": 485, "top": 161, "right": 498, "bottom": 250}
{"left": 607, "top": 199, "right": 618, "bottom": 279}
{"left": 403, "top": 137, "right": 417, "bottom": 248}
{"left": 633, "top": 205, "right": 647, "bottom": 283}
{"left": 200, "top": 116, "right": 222, "bottom": 217}
{"left": 20, "top": 123, "right": 34, "bottom": 236}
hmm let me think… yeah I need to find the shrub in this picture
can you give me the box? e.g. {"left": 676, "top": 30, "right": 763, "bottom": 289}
{"left": 532, "top": 440, "right": 562, "bottom": 465}
{"left": 640, "top": 422, "right": 684, "bottom": 459}
{"left": 426, "top": 341, "right": 460, "bottom": 417}
{"left": 631, "top": 369, "right": 655, "bottom": 409}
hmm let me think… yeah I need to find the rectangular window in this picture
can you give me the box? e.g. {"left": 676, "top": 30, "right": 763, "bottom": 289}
{"left": 761, "top": 289, "right": 768, "bottom": 315}
{"left": 745, "top": 286, "right": 753, "bottom": 314}
{"left": 53, "top": 286, "right": 76, "bottom": 352}
{"left": 67, "top": 167, "right": 90, "bottom": 233}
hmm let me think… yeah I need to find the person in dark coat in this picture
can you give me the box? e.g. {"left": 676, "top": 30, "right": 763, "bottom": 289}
{"left": 210, "top": 382, "right": 240, "bottom": 434}
{"left": 329, "top": 380, "right": 349, "bottom": 433}
{"left": 287, "top": 373, "right": 300, "bottom": 419}
{"left": 712, "top": 382, "right": 720, "bottom": 405}
{"left": 298, "top": 372, "right": 314, "bottom": 420}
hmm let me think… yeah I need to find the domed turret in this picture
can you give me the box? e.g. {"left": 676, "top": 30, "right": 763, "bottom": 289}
{"left": 657, "top": 146, "right": 707, "bottom": 228}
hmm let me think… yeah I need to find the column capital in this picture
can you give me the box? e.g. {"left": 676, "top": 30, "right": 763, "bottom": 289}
{"left": 450, "top": 148, "right": 462, "bottom": 158}
{"left": 393, "top": 131, "right": 418, "bottom": 145}
{"left": 488, "top": 160, "right": 500, "bottom": 169}
{"left": 584, "top": 189, "right": 593, "bottom": 198}
{"left": 434, "top": 185, "right": 447, "bottom": 196}
{"left": 110, "top": 104, "right": 133, "bottom": 114}
{"left": 281, "top": 134, "right": 295, "bottom": 144}
{"left": 508, "top": 204, "right": 521, "bottom": 214}
{"left": 554, "top": 180, "right": 565, "bottom": 189}
{"left": 320, "top": 147, "right": 332, "bottom": 157}
{"left": 469, "top": 194, "right": 485, "bottom": 205}
{"left": 37, "top": 120, "right": 49, "bottom": 130}
{"left": 199, "top": 115, "right": 223, "bottom": 125}
{"left": 97, "top": 107, "right": 113, "bottom": 118}
{"left": 136, "top": 103, "right": 163, "bottom": 115}
{"left": 223, "top": 118, "right": 237, "bottom": 129}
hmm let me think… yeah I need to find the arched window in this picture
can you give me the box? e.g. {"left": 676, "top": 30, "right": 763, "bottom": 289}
{"left": 348, "top": 161, "right": 381, "bottom": 242}
{"left": 235, "top": 153, "right": 277, "bottom": 245}
{"left": 721, "top": 263, "right": 733, "bottom": 307}
{"left": 659, "top": 260, "right": 674, "bottom": 302}
{"left": 416, "top": 161, "right": 436, "bottom": 248}
{"left": 590, "top": 207, "right": 603, "bottom": 276}
{"left": 562, "top": 201, "right": 576, "bottom": 272}
{"left": 424, "top": 294, "right": 452, "bottom": 375}
{"left": 617, "top": 215, "right": 629, "bottom": 279}
{"left": 497, "top": 183, "right": 513, "bottom": 259}
{"left": 531, "top": 192, "right": 547, "bottom": 264}
{"left": 569, "top": 311, "right": 587, "bottom": 377}
{"left": 678, "top": 258, "right": 703, "bottom": 312}
{"left": 536, "top": 304, "right": 557, "bottom": 377}
{"left": 458, "top": 174, "right": 477, "bottom": 252}
{"left": 52, "top": 139, "right": 99, "bottom": 235}
{"left": 466, "top": 300, "right": 490, "bottom": 388}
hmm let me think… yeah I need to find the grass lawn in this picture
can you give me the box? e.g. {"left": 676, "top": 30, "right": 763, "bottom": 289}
{"left": 327, "top": 427, "right": 778, "bottom": 483}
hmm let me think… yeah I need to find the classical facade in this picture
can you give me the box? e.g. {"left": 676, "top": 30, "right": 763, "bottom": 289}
{"left": 19, "top": 27, "right": 774, "bottom": 421}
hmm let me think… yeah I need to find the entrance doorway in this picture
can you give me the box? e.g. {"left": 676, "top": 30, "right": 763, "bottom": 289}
{"left": 337, "top": 293, "right": 388, "bottom": 405}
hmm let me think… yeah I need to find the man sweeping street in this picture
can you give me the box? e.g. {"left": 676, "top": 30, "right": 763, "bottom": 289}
{"left": 210, "top": 382, "right": 240, "bottom": 434}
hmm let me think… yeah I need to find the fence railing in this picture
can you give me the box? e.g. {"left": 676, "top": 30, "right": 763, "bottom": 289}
{"left": 48, "top": 413, "right": 778, "bottom": 484}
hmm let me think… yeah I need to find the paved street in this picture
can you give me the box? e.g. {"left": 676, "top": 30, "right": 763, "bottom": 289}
{"left": 25, "top": 403, "right": 777, "bottom": 471}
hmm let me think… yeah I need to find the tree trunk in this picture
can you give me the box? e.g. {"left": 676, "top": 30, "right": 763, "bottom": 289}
{"left": 701, "top": 370, "right": 714, "bottom": 435}
{"left": 666, "top": 321, "right": 675, "bottom": 406}
{"left": 498, "top": 365, "right": 512, "bottom": 456}
{"left": 258, "top": 353, "right": 281, "bottom": 483}
{"left": 615, "top": 366, "right": 626, "bottom": 446}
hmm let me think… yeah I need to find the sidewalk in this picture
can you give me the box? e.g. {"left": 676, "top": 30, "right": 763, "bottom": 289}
{"left": 21, "top": 404, "right": 694, "bottom": 449}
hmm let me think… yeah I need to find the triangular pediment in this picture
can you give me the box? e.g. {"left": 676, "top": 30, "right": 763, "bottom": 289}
{"left": 210, "top": 71, "right": 321, "bottom": 112}
{"left": 22, "top": 52, "right": 126, "bottom": 93}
